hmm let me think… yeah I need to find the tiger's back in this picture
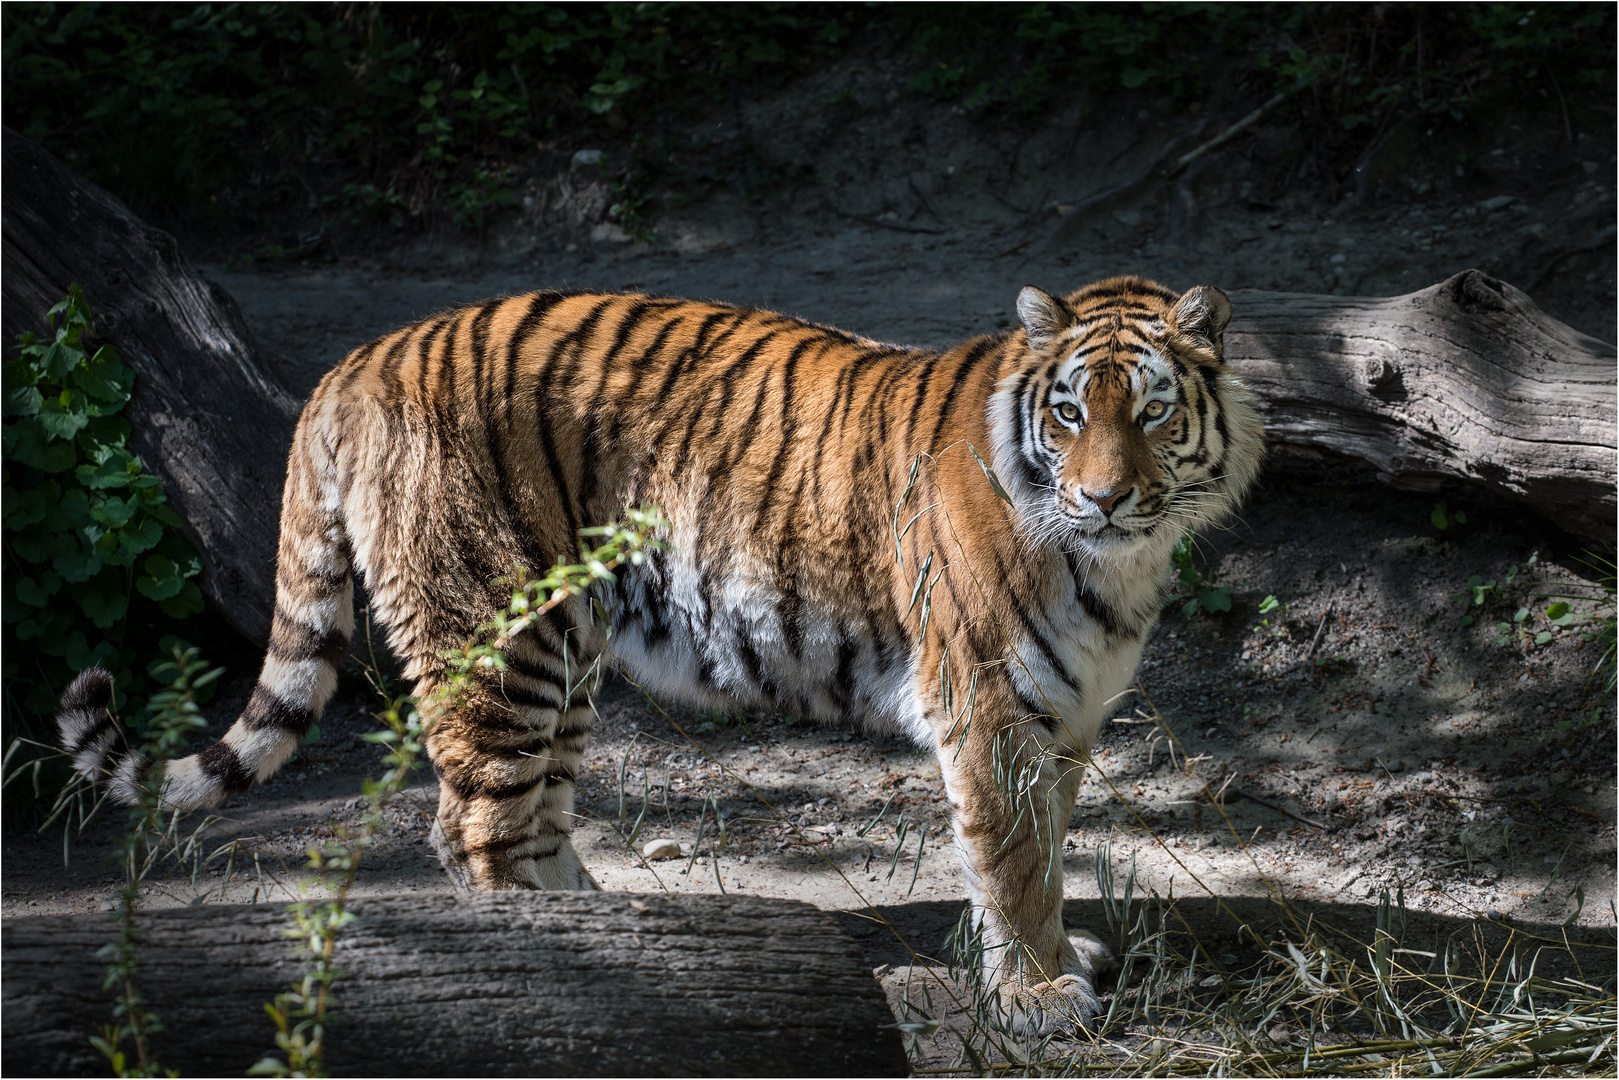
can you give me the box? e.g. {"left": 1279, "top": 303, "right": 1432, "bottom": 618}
{"left": 60, "top": 277, "right": 1262, "bottom": 1032}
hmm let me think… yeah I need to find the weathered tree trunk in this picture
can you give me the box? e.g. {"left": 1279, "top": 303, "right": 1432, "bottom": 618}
{"left": 1, "top": 128, "right": 297, "bottom": 644}
{"left": 1226, "top": 271, "right": 1615, "bottom": 541}
{"left": 1, "top": 892, "right": 907, "bottom": 1077}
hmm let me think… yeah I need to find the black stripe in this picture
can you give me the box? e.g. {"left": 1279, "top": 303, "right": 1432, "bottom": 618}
{"left": 754, "top": 335, "right": 822, "bottom": 538}
{"left": 196, "top": 741, "right": 256, "bottom": 796}
{"left": 928, "top": 338, "right": 998, "bottom": 452}
{"left": 497, "top": 680, "right": 565, "bottom": 712}
{"left": 489, "top": 293, "right": 574, "bottom": 577}
{"left": 600, "top": 313, "right": 684, "bottom": 446}
{"left": 241, "top": 684, "right": 316, "bottom": 734}
{"left": 267, "top": 608, "right": 350, "bottom": 666}
{"left": 902, "top": 349, "right": 946, "bottom": 450}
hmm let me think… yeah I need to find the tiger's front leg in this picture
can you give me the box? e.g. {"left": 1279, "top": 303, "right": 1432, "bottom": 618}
{"left": 424, "top": 672, "right": 601, "bottom": 891}
{"left": 937, "top": 703, "right": 1115, "bottom": 1034}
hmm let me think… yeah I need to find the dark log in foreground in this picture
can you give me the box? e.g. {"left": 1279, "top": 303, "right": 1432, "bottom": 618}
{"left": 1, "top": 128, "right": 298, "bottom": 644}
{"left": 1, "top": 891, "right": 908, "bottom": 1078}
{"left": 1226, "top": 271, "right": 1615, "bottom": 542}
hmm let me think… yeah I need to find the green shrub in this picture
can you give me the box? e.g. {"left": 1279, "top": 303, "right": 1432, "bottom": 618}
{"left": 2, "top": 286, "right": 206, "bottom": 786}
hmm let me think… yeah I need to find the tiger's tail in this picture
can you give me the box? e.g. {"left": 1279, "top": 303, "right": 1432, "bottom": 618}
{"left": 57, "top": 421, "right": 354, "bottom": 810}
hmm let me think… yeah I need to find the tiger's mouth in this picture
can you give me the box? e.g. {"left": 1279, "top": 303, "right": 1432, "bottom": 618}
{"left": 1051, "top": 493, "right": 1155, "bottom": 547}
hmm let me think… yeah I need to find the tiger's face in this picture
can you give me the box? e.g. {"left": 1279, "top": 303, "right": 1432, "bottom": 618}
{"left": 990, "top": 276, "right": 1260, "bottom": 555}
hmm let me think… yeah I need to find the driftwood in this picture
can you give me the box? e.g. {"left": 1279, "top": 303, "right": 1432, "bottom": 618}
{"left": 1, "top": 128, "right": 298, "bottom": 644}
{"left": 1, "top": 891, "right": 908, "bottom": 1078}
{"left": 1225, "top": 271, "right": 1615, "bottom": 541}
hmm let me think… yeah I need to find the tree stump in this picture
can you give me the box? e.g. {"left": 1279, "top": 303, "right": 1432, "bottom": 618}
{"left": 1, "top": 128, "right": 297, "bottom": 644}
{"left": 1226, "top": 271, "right": 1615, "bottom": 542}
{"left": 1, "top": 892, "right": 908, "bottom": 1077}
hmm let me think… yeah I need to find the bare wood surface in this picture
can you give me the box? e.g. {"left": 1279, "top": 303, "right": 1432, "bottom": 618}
{"left": 1, "top": 891, "right": 908, "bottom": 1077}
{"left": 1, "top": 128, "right": 298, "bottom": 644}
{"left": 1226, "top": 270, "right": 1616, "bottom": 541}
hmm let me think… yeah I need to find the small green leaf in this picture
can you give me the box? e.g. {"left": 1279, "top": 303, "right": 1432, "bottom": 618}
{"left": 38, "top": 339, "right": 81, "bottom": 379}
{"left": 53, "top": 544, "right": 103, "bottom": 583}
{"left": 117, "top": 516, "right": 163, "bottom": 560}
{"left": 1430, "top": 502, "right": 1449, "bottom": 530}
{"left": 69, "top": 346, "right": 132, "bottom": 403}
{"left": 137, "top": 554, "right": 186, "bottom": 600}
{"left": 1534, "top": 630, "right": 1553, "bottom": 645}
{"left": 157, "top": 579, "right": 204, "bottom": 619}
{"left": 966, "top": 443, "right": 1012, "bottom": 504}
{"left": 1200, "top": 586, "right": 1232, "bottom": 614}
{"left": 1512, "top": 606, "right": 1530, "bottom": 624}
{"left": 76, "top": 451, "right": 137, "bottom": 490}
{"left": 1460, "top": 615, "right": 1474, "bottom": 627}
{"left": 90, "top": 495, "right": 136, "bottom": 529}
{"left": 36, "top": 392, "right": 89, "bottom": 441}
{"left": 1258, "top": 594, "right": 1280, "bottom": 615}
{"left": 14, "top": 574, "right": 59, "bottom": 607}
{"left": 7, "top": 421, "right": 77, "bottom": 471}
{"left": 78, "top": 588, "right": 128, "bottom": 629}
{"left": 3, "top": 383, "right": 42, "bottom": 418}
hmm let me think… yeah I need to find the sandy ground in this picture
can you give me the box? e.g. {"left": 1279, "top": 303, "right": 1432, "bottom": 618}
{"left": 5, "top": 67, "right": 1614, "bottom": 1033}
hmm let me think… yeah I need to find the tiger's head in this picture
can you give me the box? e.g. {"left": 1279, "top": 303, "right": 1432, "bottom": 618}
{"left": 989, "top": 276, "right": 1264, "bottom": 556}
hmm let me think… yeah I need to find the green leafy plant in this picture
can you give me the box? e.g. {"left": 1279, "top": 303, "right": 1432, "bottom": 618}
{"left": 1430, "top": 500, "right": 1467, "bottom": 531}
{"left": 1450, "top": 557, "right": 1534, "bottom": 628}
{"left": 449, "top": 167, "right": 520, "bottom": 231}
{"left": 1253, "top": 593, "right": 1289, "bottom": 637}
{"left": 1169, "top": 530, "right": 1231, "bottom": 617}
{"left": 3, "top": 286, "right": 205, "bottom": 752}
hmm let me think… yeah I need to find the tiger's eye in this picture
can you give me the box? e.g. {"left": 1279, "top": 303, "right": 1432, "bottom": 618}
{"left": 1056, "top": 402, "right": 1081, "bottom": 423}
{"left": 1142, "top": 400, "right": 1168, "bottom": 420}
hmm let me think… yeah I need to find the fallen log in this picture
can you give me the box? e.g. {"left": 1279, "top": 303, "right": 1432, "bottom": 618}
{"left": 1225, "top": 271, "right": 1615, "bottom": 542}
{"left": 1, "top": 892, "right": 908, "bottom": 1077}
{"left": 1, "top": 128, "right": 298, "bottom": 644}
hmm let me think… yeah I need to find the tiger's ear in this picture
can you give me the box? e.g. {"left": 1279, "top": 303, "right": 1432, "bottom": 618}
{"left": 1167, "top": 285, "right": 1232, "bottom": 359}
{"left": 1016, "top": 286, "right": 1072, "bottom": 352}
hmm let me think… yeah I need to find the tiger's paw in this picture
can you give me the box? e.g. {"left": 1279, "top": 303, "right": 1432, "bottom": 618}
{"left": 999, "top": 932, "right": 1116, "bottom": 1036}
{"left": 529, "top": 844, "right": 603, "bottom": 891}
{"left": 1002, "top": 972, "right": 1105, "bottom": 1036}
{"left": 1069, "top": 928, "right": 1118, "bottom": 979}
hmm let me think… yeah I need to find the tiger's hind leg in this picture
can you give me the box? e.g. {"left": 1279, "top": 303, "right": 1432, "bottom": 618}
{"left": 423, "top": 644, "right": 603, "bottom": 892}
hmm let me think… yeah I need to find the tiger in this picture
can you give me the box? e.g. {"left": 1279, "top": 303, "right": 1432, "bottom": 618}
{"left": 58, "top": 274, "right": 1263, "bottom": 1032}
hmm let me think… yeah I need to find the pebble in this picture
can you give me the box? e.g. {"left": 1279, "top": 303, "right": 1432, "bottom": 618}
{"left": 642, "top": 838, "right": 683, "bottom": 861}
{"left": 872, "top": 963, "right": 892, "bottom": 978}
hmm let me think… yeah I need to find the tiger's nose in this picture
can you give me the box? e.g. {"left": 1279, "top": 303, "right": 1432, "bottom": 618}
{"left": 1084, "top": 488, "right": 1127, "bottom": 514}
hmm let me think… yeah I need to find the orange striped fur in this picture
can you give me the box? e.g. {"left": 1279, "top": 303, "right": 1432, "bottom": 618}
{"left": 60, "top": 275, "right": 1263, "bottom": 1030}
